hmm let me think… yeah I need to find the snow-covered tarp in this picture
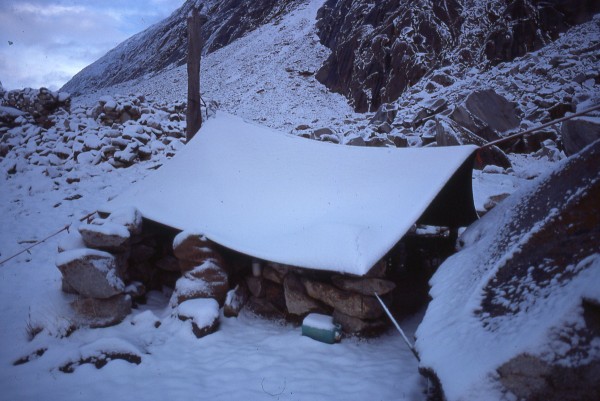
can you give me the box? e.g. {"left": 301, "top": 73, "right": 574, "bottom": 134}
{"left": 103, "top": 113, "right": 478, "bottom": 275}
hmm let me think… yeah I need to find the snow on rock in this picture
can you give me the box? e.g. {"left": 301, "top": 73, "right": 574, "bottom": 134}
{"left": 170, "top": 260, "right": 229, "bottom": 307}
{"left": 78, "top": 221, "right": 131, "bottom": 252}
{"left": 416, "top": 139, "right": 600, "bottom": 401}
{"left": 56, "top": 248, "right": 125, "bottom": 299}
{"left": 223, "top": 285, "right": 249, "bottom": 318}
{"left": 105, "top": 206, "right": 143, "bottom": 236}
{"left": 176, "top": 298, "right": 220, "bottom": 339}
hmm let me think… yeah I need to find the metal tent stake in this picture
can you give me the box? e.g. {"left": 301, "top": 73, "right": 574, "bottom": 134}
{"left": 374, "top": 292, "right": 420, "bottom": 362}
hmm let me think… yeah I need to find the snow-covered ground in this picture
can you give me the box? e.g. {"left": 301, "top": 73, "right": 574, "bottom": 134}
{"left": 0, "top": 126, "right": 427, "bottom": 400}
{"left": 2, "top": 0, "right": 594, "bottom": 399}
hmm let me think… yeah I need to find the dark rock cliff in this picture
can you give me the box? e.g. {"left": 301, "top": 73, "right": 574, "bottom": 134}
{"left": 315, "top": 0, "right": 600, "bottom": 112}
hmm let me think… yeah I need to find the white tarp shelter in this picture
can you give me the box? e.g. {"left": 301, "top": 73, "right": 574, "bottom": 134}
{"left": 103, "top": 113, "right": 478, "bottom": 276}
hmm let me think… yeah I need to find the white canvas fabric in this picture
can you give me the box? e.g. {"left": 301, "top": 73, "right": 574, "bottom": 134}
{"left": 103, "top": 113, "right": 478, "bottom": 275}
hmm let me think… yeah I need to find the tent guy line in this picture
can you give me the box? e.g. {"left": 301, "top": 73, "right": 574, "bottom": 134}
{"left": 0, "top": 211, "right": 96, "bottom": 267}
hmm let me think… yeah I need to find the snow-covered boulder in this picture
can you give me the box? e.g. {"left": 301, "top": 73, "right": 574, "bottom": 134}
{"left": 223, "top": 285, "right": 249, "bottom": 318}
{"left": 173, "top": 231, "right": 223, "bottom": 267}
{"left": 78, "top": 221, "right": 131, "bottom": 252}
{"left": 416, "top": 139, "right": 600, "bottom": 401}
{"left": 170, "top": 260, "right": 229, "bottom": 306}
{"left": 176, "top": 298, "right": 220, "bottom": 339}
{"left": 56, "top": 249, "right": 125, "bottom": 299}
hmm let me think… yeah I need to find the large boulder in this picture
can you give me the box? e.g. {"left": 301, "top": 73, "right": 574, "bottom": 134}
{"left": 436, "top": 117, "right": 512, "bottom": 169}
{"left": 450, "top": 89, "right": 520, "bottom": 140}
{"left": 56, "top": 249, "right": 125, "bottom": 299}
{"left": 416, "top": 139, "right": 600, "bottom": 401}
{"left": 561, "top": 116, "right": 600, "bottom": 156}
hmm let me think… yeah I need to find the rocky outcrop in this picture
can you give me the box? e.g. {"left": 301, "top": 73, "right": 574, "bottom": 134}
{"left": 416, "top": 139, "right": 600, "bottom": 400}
{"left": 176, "top": 298, "right": 220, "bottom": 339}
{"left": 170, "top": 260, "right": 229, "bottom": 306}
{"left": 315, "top": 0, "right": 600, "bottom": 111}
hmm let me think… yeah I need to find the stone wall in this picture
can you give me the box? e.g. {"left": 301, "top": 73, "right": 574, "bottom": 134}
{"left": 56, "top": 212, "right": 456, "bottom": 337}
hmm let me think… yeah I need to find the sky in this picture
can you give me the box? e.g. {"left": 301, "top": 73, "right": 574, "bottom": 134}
{"left": 0, "top": 0, "right": 185, "bottom": 91}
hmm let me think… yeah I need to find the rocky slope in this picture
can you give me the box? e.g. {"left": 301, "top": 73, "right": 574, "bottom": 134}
{"left": 315, "top": 0, "right": 600, "bottom": 111}
{"left": 62, "top": 0, "right": 600, "bottom": 112}
{"left": 61, "top": 0, "right": 302, "bottom": 95}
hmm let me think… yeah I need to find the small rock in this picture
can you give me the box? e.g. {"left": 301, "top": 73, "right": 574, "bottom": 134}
{"left": 484, "top": 193, "right": 511, "bottom": 211}
{"left": 106, "top": 206, "right": 143, "bottom": 236}
{"left": 223, "top": 285, "right": 249, "bottom": 318}
{"left": 246, "top": 276, "right": 266, "bottom": 298}
{"left": 245, "top": 296, "right": 285, "bottom": 319}
{"left": 176, "top": 298, "right": 220, "bottom": 339}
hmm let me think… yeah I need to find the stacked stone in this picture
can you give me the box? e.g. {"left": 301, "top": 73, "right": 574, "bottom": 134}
{"left": 1, "top": 92, "right": 189, "bottom": 174}
{"left": 55, "top": 207, "right": 143, "bottom": 328}
{"left": 169, "top": 232, "right": 229, "bottom": 338}
{"left": 2, "top": 87, "right": 70, "bottom": 126}
{"left": 241, "top": 260, "right": 395, "bottom": 336}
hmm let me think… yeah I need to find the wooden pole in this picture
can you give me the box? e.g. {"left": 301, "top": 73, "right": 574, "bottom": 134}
{"left": 186, "top": 7, "right": 203, "bottom": 142}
